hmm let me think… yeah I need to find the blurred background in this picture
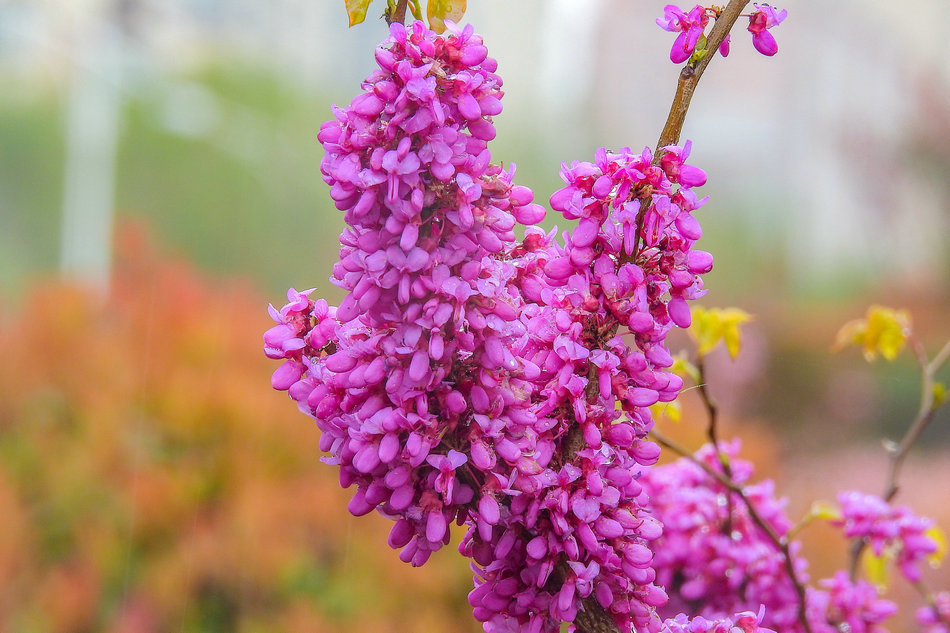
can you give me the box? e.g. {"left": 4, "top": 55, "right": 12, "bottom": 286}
{"left": 0, "top": 0, "right": 948, "bottom": 631}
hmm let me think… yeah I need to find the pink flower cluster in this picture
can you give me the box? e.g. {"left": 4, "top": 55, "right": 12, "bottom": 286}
{"left": 807, "top": 572, "right": 896, "bottom": 633}
{"left": 640, "top": 442, "right": 808, "bottom": 631}
{"left": 464, "top": 140, "right": 712, "bottom": 633}
{"left": 265, "top": 19, "right": 717, "bottom": 633}
{"left": 657, "top": 3, "right": 787, "bottom": 62}
{"left": 641, "top": 444, "right": 907, "bottom": 633}
{"left": 917, "top": 592, "right": 950, "bottom": 633}
{"left": 833, "top": 490, "right": 942, "bottom": 583}
{"left": 661, "top": 607, "right": 775, "bottom": 633}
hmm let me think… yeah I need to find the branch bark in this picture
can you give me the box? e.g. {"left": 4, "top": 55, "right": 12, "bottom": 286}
{"left": 848, "top": 336, "right": 950, "bottom": 578}
{"left": 385, "top": 0, "right": 409, "bottom": 25}
{"left": 656, "top": 0, "right": 751, "bottom": 150}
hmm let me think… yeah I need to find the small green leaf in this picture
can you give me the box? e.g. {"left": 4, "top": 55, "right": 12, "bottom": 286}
{"left": 649, "top": 399, "right": 682, "bottom": 424}
{"left": 862, "top": 547, "right": 893, "bottom": 592}
{"left": 426, "top": 0, "right": 466, "bottom": 33}
{"left": 345, "top": 0, "right": 375, "bottom": 27}
{"left": 808, "top": 500, "right": 842, "bottom": 522}
{"left": 689, "top": 34, "right": 709, "bottom": 64}
{"left": 927, "top": 525, "right": 947, "bottom": 568}
{"left": 933, "top": 382, "right": 947, "bottom": 408}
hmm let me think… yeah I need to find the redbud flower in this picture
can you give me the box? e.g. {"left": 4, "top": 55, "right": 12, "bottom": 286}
{"left": 656, "top": 5, "right": 709, "bottom": 63}
{"left": 833, "top": 490, "right": 942, "bottom": 583}
{"left": 718, "top": 34, "right": 730, "bottom": 57}
{"left": 917, "top": 591, "right": 950, "bottom": 633}
{"left": 807, "top": 572, "right": 897, "bottom": 633}
{"left": 747, "top": 4, "right": 787, "bottom": 56}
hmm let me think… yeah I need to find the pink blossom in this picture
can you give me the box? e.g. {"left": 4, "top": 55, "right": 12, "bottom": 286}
{"left": 748, "top": 4, "right": 787, "bottom": 56}
{"left": 657, "top": 5, "right": 709, "bottom": 63}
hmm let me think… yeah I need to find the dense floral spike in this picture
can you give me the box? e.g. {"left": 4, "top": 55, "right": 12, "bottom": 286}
{"left": 275, "top": 19, "right": 547, "bottom": 570}
{"left": 267, "top": 19, "right": 715, "bottom": 633}
{"left": 459, "top": 142, "right": 714, "bottom": 633}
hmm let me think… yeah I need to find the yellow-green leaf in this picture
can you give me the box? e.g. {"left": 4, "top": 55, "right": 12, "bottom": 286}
{"left": 670, "top": 352, "right": 700, "bottom": 384}
{"left": 927, "top": 525, "right": 947, "bottom": 568}
{"left": 426, "top": 0, "right": 466, "bottom": 33}
{"left": 862, "top": 547, "right": 893, "bottom": 592}
{"left": 345, "top": 0, "right": 375, "bottom": 26}
{"left": 933, "top": 382, "right": 947, "bottom": 409}
{"left": 650, "top": 399, "right": 682, "bottom": 424}
{"left": 809, "top": 500, "right": 843, "bottom": 522}
{"left": 689, "top": 307, "right": 753, "bottom": 360}
{"left": 833, "top": 305, "right": 911, "bottom": 362}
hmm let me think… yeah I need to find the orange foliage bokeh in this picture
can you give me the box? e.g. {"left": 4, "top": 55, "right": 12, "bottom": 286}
{"left": 0, "top": 223, "right": 477, "bottom": 633}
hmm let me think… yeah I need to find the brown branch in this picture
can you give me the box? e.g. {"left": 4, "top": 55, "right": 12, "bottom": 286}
{"left": 848, "top": 336, "right": 950, "bottom": 578}
{"left": 656, "top": 0, "right": 751, "bottom": 150}
{"left": 696, "top": 359, "right": 732, "bottom": 473}
{"left": 883, "top": 337, "right": 950, "bottom": 502}
{"left": 695, "top": 358, "right": 737, "bottom": 532}
{"left": 650, "top": 429, "right": 814, "bottom": 633}
{"left": 574, "top": 602, "right": 622, "bottom": 633}
{"left": 385, "top": 0, "right": 409, "bottom": 25}
{"left": 628, "top": 0, "right": 750, "bottom": 263}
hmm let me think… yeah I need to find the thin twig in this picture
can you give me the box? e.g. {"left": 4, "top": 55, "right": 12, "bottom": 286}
{"left": 650, "top": 429, "right": 814, "bottom": 633}
{"left": 884, "top": 337, "right": 950, "bottom": 502}
{"left": 630, "top": 0, "right": 750, "bottom": 262}
{"left": 694, "top": 358, "right": 736, "bottom": 532}
{"left": 656, "top": 0, "right": 751, "bottom": 149}
{"left": 696, "top": 359, "right": 733, "bottom": 475}
{"left": 849, "top": 336, "right": 950, "bottom": 578}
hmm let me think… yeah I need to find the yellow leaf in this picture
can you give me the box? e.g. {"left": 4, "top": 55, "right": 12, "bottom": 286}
{"left": 650, "top": 399, "right": 682, "bottom": 424}
{"left": 833, "top": 305, "right": 911, "bottom": 362}
{"left": 426, "top": 0, "right": 466, "bottom": 33}
{"left": 345, "top": 0, "right": 375, "bottom": 26}
{"left": 688, "top": 306, "right": 753, "bottom": 360}
{"left": 809, "top": 500, "right": 843, "bottom": 522}
{"left": 926, "top": 525, "right": 947, "bottom": 568}
{"left": 933, "top": 382, "right": 947, "bottom": 409}
{"left": 670, "top": 352, "right": 700, "bottom": 383}
{"left": 862, "top": 547, "right": 893, "bottom": 592}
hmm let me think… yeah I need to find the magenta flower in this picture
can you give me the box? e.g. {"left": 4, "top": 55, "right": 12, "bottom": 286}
{"left": 747, "top": 4, "right": 787, "bottom": 56}
{"left": 656, "top": 5, "right": 709, "bottom": 63}
{"left": 917, "top": 591, "right": 950, "bottom": 633}
{"left": 718, "top": 33, "right": 730, "bottom": 57}
{"left": 268, "top": 18, "right": 716, "bottom": 633}
{"left": 832, "top": 490, "right": 941, "bottom": 583}
{"left": 426, "top": 450, "right": 468, "bottom": 504}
